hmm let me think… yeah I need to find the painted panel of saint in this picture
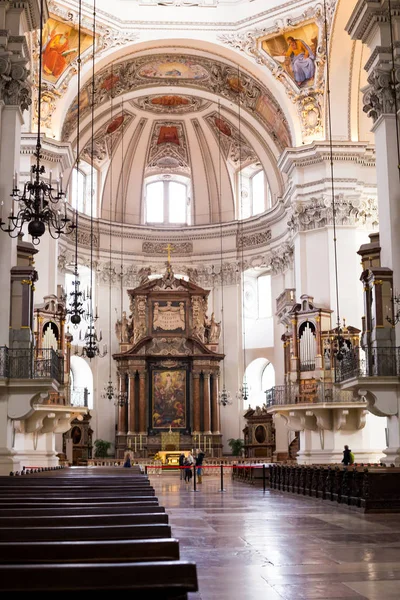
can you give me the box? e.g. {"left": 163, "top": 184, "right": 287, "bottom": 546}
{"left": 42, "top": 18, "right": 93, "bottom": 85}
{"left": 261, "top": 23, "right": 319, "bottom": 88}
{"left": 152, "top": 370, "right": 186, "bottom": 429}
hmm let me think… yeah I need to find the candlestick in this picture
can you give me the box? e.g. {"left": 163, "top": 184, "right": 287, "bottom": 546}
{"left": 139, "top": 434, "right": 142, "bottom": 450}
{"left": 128, "top": 438, "right": 131, "bottom": 448}
{"left": 134, "top": 437, "right": 137, "bottom": 452}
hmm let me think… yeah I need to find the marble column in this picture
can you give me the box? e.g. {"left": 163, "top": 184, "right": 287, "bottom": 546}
{"left": 138, "top": 371, "right": 146, "bottom": 434}
{"left": 203, "top": 371, "right": 211, "bottom": 434}
{"left": 192, "top": 372, "right": 201, "bottom": 433}
{"left": 117, "top": 371, "right": 127, "bottom": 436}
{"left": 128, "top": 372, "right": 137, "bottom": 435}
{"left": 211, "top": 372, "right": 220, "bottom": 434}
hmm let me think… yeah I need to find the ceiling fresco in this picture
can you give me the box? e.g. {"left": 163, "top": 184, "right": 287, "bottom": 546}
{"left": 61, "top": 53, "right": 292, "bottom": 152}
{"left": 131, "top": 95, "right": 210, "bottom": 114}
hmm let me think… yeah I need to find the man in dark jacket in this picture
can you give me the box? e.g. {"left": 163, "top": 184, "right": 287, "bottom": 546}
{"left": 179, "top": 453, "right": 185, "bottom": 480}
{"left": 195, "top": 448, "right": 205, "bottom": 483}
{"left": 342, "top": 445, "right": 351, "bottom": 466}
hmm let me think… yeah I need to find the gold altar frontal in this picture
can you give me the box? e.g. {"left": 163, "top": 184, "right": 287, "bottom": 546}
{"left": 157, "top": 450, "right": 190, "bottom": 465}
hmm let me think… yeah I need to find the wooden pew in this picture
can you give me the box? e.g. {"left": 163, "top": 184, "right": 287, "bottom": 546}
{"left": 0, "top": 523, "right": 172, "bottom": 542}
{"left": 0, "top": 561, "right": 198, "bottom": 597}
{"left": 0, "top": 494, "right": 157, "bottom": 503}
{"left": 0, "top": 505, "right": 165, "bottom": 516}
{"left": 0, "top": 513, "right": 168, "bottom": 528}
{"left": 0, "top": 538, "right": 180, "bottom": 563}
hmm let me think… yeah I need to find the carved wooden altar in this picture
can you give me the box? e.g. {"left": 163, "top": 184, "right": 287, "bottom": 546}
{"left": 243, "top": 405, "right": 275, "bottom": 459}
{"left": 113, "top": 263, "right": 223, "bottom": 459}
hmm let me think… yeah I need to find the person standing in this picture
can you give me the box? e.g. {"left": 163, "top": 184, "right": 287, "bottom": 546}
{"left": 179, "top": 452, "right": 185, "bottom": 480}
{"left": 342, "top": 445, "right": 352, "bottom": 466}
{"left": 195, "top": 448, "right": 205, "bottom": 484}
{"left": 184, "top": 452, "right": 194, "bottom": 483}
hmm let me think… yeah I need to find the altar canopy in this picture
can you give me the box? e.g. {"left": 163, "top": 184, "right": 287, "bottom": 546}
{"left": 113, "top": 263, "right": 223, "bottom": 458}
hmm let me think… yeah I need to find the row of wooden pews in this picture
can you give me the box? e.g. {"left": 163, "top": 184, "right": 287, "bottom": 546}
{"left": 0, "top": 466, "right": 198, "bottom": 597}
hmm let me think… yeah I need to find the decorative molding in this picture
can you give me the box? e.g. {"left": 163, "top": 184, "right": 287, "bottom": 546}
{"left": 363, "top": 60, "right": 400, "bottom": 123}
{"left": 0, "top": 44, "right": 31, "bottom": 112}
{"left": 67, "top": 227, "right": 99, "bottom": 249}
{"left": 142, "top": 241, "right": 193, "bottom": 255}
{"left": 269, "top": 242, "right": 294, "bottom": 275}
{"left": 131, "top": 94, "right": 210, "bottom": 114}
{"left": 237, "top": 229, "right": 272, "bottom": 249}
{"left": 146, "top": 120, "right": 190, "bottom": 174}
{"left": 217, "top": 1, "right": 337, "bottom": 141}
{"left": 287, "top": 196, "right": 379, "bottom": 234}
{"left": 81, "top": 110, "right": 135, "bottom": 164}
{"left": 147, "top": 337, "right": 192, "bottom": 356}
{"left": 61, "top": 52, "right": 291, "bottom": 151}
{"left": 204, "top": 111, "right": 258, "bottom": 167}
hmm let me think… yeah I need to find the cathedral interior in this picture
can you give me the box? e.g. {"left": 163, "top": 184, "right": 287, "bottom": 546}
{"left": 1, "top": 1, "right": 400, "bottom": 598}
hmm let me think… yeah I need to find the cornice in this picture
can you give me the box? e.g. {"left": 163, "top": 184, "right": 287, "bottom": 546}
{"left": 278, "top": 142, "right": 376, "bottom": 174}
{"left": 57, "top": 0, "right": 318, "bottom": 32}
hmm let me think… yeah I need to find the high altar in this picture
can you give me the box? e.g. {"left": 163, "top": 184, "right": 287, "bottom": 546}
{"left": 113, "top": 262, "right": 223, "bottom": 458}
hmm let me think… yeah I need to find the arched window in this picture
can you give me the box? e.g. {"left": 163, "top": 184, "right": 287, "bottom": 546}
{"left": 145, "top": 176, "right": 190, "bottom": 225}
{"left": 257, "top": 274, "right": 272, "bottom": 319}
{"left": 244, "top": 358, "right": 275, "bottom": 409}
{"left": 70, "top": 355, "right": 94, "bottom": 409}
{"left": 239, "top": 166, "right": 272, "bottom": 219}
{"left": 70, "top": 161, "right": 97, "bottom": 217}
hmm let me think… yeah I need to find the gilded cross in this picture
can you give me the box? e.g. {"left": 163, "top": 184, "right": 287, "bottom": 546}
{"left": 164, "top": 243, "right": 175, "bottom": 263}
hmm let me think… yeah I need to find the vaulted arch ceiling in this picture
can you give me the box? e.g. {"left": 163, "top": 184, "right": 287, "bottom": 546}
{"left": 61, "top": 48, "right": 291, "bottom": 225}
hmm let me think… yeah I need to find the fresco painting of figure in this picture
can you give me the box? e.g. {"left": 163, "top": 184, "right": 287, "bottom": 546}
{"left": 261, "top": 23, "right": 319, "bottom": 88}
{"left": 42, "top": 18, "right": 93, "bottom": 84}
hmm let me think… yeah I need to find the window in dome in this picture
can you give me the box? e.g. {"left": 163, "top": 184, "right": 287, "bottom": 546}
{"left": 145, "top": 177, "right": 190, "bottom": 226}
{"left": 69, "top": 161, "right": 97, "bottom": 217}
{"left": 238, "top": 167, "right": 271, "bottom": 219}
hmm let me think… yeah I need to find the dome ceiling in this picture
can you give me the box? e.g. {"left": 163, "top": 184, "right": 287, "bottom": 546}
{"left": 62, "top": 51, "right": 291, "bottom": 226}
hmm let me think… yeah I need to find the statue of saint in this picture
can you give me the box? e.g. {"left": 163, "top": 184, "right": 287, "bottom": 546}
{"left": 115, "top": 311, "right": 131, "bottom": 343}
{"left": 205, "top": 312, "right": 221, "bottom": 343}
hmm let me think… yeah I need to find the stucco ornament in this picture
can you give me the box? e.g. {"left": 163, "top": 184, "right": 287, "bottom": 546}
{"left": 363, "top": 64, "right": 400, "bottom": 123}
{"left": 218, "top": 1, "right": 337, "bottom": 142}
{"left": 0, "top": 44, "right": 31, "bottom": 111}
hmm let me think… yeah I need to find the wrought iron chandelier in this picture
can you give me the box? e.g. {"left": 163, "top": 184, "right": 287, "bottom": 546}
{"left": 236, "top": 66, "right": 249, "bottom": 404}
{"left": 215, "top": 101, "right": 232, "bottom": 408}
{"left": 65, "top": 0, "right": 85, "bottom": 327}
{"left": 0, "top": 0, "right": 74, "bottom": 244}
{"left": 75, "top": 0, "right": 105, "bottom": 361}
{"left": 76, "top": 322, "right": 106, "bottom": 360}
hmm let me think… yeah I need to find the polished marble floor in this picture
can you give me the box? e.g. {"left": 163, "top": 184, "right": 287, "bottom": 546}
{"left": 149, "top": 472, "right": 400, "bottom": 600}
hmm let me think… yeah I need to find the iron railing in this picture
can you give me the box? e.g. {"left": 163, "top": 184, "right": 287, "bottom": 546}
{"left": 70, "top": 386, "right": 89, "bottom": 407}
{"left": 265, "top": 381, "right": 357, "bottom": 407}
{"left": 0, "top": 346, "right": 63, "bottom": 384}
{"left": 335, "top": 347, "right": 400, "bottom": 383}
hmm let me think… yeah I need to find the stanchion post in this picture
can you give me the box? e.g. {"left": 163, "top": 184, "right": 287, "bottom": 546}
{"left": 263, "top": 464, "right": 266, "bottom": 492}
{"left": 220, "top": 461, "right": 225, "bottom": 492}
{"left": 193, "top": 464, "right": 197, "bottom": 492}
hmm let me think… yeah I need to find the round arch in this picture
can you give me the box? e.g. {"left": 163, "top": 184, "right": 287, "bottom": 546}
{"left": 70, "top": 355, "right": 94, "bottom": 410}
{"left": 244, "top": 358, "right": 275, "bottom": 410}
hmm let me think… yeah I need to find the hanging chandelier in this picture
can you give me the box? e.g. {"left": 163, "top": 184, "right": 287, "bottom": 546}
{"left": 76, "top": 322, "right": 106, "bottom": 359}
{"left": 102, "top": 379, "right": 117, "bottom": 401}
{"left": 0, "top": 0, "right": 75, "bottom": 245}
{"left": 75, "top": 0, "right": 105, "bottom": 361}
{"left": 218, "top": 384, "right": 232, "bottom": 407}
{"left": 215, "top": 100, "right": 232, "bottom": 408}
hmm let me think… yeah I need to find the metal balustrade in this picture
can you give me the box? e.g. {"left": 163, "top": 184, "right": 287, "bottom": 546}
{"left": 0, "top": 346, "right": 63, "bottom": 384}
{"left": 265, "top": 381, "right": 358, "bottom": 407}
{"left": 335, "top": 347, "right": 400, "bottom": 382}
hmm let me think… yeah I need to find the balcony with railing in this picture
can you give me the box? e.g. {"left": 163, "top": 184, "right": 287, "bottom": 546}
{"left": 265, "top": 381, "right": 359, "bottom": 408}
{"left": 335, "top": 347, "right": 400, "bottom": 383}
{"left": 0, "top": 347, "right": 64, "bottom": 385}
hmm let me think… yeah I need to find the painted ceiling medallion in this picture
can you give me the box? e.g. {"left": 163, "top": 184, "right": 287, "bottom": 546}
{"left": 132, "top": 95, "right": 209, "bottom": 114}
{"left": 138, "top": 59, "right": 209, "bottom": 80}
